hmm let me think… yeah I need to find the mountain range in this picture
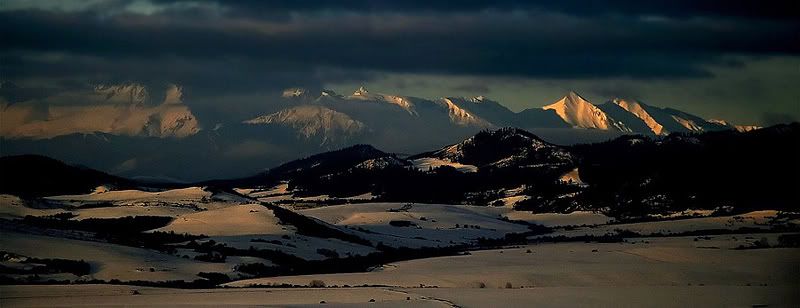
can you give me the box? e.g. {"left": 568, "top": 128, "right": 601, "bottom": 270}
{"left": 261, "top": 87, "right": 759, "bottom": 143}
{"left": 1, "top": 83, "right": 760, "bottom": 181}
{"left": 4, "top": 123, "right": 797, "bottom": 218}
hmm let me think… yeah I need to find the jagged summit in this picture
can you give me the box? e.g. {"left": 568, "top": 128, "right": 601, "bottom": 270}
{"left": 470, "top": 95, "right": 487, "bottom": 103}
{"left": 282, "top": 87, "right": 309, "bottom": 98}
{"left": 543, "top": 91, "right": 630, "bottom": 131}
{"left": 2, "top": 82, "right": 199, "bottom": 139}
{"left": 320, "top": 89, "right": 339, "bottom": 97}
{"left": 162, "top": 84, "right": 184, "bottom": 105}
{"left": 609, "top": 98, "right": 734, "bottom": 135}
{"left": 4, "top": 81, "right": 756, "bottom": 146}
{"left": 352, "top": 86, "right": 370, "bottom": 97}
{"left": 609, "top": 98, "right": 665, "bottom": 135}
{"left": 566, "top": 91, "right": 589, "bottom": 101}
{"left": 243, "top": 105, "right": 365, "bottom": 146}
{"left": 438, "top": 97, "right": 493, "bottom": 127}
{"left": 93, "top": 82, "right": 149, "bottom": 106}
{"left": 341, "top": 87, "right": 418, "bottom": 115}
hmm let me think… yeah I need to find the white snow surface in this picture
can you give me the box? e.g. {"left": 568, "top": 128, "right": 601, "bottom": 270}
{"left": 243, "top": 105, "right": 364, "bottom": 145}
{"left": 612, "top": 98, "right": 666, "bottom": 135}
{"left": 543, "top": 91, "right": 629, "bottom": 131}
{"left": 1, "top": 83, "right": 200, "bottom": 139}
{"left": 300, "top": 202, "right": 530, "bottom": 247}
{"left": 346, "top": 86, "right": 418, "bottom": 115}
{"left": 410, "top": 157, "right": 478, "bottom": 173}
{"left": 437, "top": 98, "right": 493, "bottom": 127}
{"left": 155, "top": 204, "right": 287, "bottom": 236}
{"left": 46, "top": 187, "right": 212, "bottom": 204}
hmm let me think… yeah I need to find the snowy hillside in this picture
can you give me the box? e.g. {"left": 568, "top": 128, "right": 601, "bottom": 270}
{"left": 1, "top": 83, "right": 200, "bottom": 139}
{"left": 609, "top": 98, "right": 731, "bottom": 135}
{"left": 411, "top": 128, "right": 573, "bottom": 170}
{"left": 244, "top": 105, "right": 365, "bottom": 145}
{"left": 1, "top": 84, "right": 763, "bottom": 181}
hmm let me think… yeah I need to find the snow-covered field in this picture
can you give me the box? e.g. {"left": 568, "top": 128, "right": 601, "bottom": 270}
{"left": 0, "top": 231, "right": 237, "bottom": 281}
{"left": 505, "top": 210, "right": 613, "bottom": 227}
{"left": 0, "top": 194, "right": 62, "bottom": 219}
{"left": 155, "top": 203, "right": 286, "bottom": 236}
{"left": 299, "top": 202, "right": 530, "bottom": 247}
{"left": 410, "top": 157, "right": 478, "bottom": 173}
{"left": 2, "top": 284, "right": 797, "bottom": 307}
{"left": 532, "top": 210, "right": 789, "bottom": 239}
{"left": 236, "top": 183, "right": 376, "bottom": 203}
{"left": 2, "top": 187, "right": 797, "bottom": 307}
{"left": 45, "top": 187, "right": 212, "bottom": 203}
{"left": 227, "top": 233, "right": 799, "bottom": 289}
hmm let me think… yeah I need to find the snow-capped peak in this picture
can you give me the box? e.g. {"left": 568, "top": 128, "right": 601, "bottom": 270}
{"left": 438, "top": 98, "right": 492, "bottom": 127}
{"left": 543, "top": 91, "right": 628, "bottom": 131}
{"left": 470, "top": 95, "right": 487, "bottom": 103}
{"left": 383, "top": 94, "right": 417, "bottom": 115}
{"left": 93, "top": 82, "right": 149, "bottom": 106}
{"left": 353, "top": 86, "right": 370, "bottom": 97}
{"left": 707, "top": 119, "right": 730, "bottom": 126}
{"left": 243, "top": 105, "right": 365, "bottom": 146}
{"left": 709, "top": 119, "right": 761, "bottom": 132}
{"left": 734, "top": 125, "right": 761, "bottom": 132}
{"left": 347, "top": 86, "right": 380, "bottom": 101}
{"left": 612, "top": 98, "right": 666, "bottom": 135}
{"left": 343, "top": 87, "right": 417, "bottom": 115}
{"left": 282, "top": 87, "right": 309, "bottom": 98}
{"left": 567, "top": 91, "right": 585, "bottom": 100}
{"left": 162, "top": 84, "right": 184, "bottom": 105}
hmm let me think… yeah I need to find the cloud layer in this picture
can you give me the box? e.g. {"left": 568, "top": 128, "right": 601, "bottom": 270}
{"left": 1, "top": 0, "right": 798, "bottom": 125}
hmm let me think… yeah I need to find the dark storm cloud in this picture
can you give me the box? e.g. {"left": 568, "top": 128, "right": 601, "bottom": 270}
{"left": 450, "top": 83, "right": 490, "bottom": 94}
{"left": 0, "top": 0, "right": 797, "bottom": 108}
{"left": 761, "top": 113, "right": 799, "bottom": 126}
{"left": 3, "top": 8, "right": 798, "bottom": 85}
{"left": 151, "top": 0, "right": 799, "bottom": 20}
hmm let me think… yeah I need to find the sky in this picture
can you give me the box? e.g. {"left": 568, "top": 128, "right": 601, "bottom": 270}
{"left": 2, "top": 0, "right": 799, "bottom": 126}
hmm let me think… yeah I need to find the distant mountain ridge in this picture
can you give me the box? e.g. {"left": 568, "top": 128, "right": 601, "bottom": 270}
{"left": 0, "top": 82, "right": 759, "bottom": 142}
{"left": 253, "top": 86, "right": 755, "bottom": 142}
{"left": 4, "top": 123, "right": 797, "bottom": 218}
{"left": 232, "top": 123, "right": 799, "bottom": 216}
{"left": 1, "top": 83, "right": 761, "bottom": 181}
{"left": 1, "top": 83, "right": 200, "bottom": 139}
{"left": 0, "top": 155, "right": 135, "bottom": 197}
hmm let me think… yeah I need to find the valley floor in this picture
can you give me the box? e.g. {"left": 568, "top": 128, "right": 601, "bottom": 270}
{"left": 2, "top": 284, "right": 797, "bottom": 307}
{"left": 2, "top": 233, "right": 798, "bottom": 307}
{"left": 1, "top": 186, "right": 798, "bottom": 307}
{"left": 227, "top": 234, "right": 799, "bottom": 289}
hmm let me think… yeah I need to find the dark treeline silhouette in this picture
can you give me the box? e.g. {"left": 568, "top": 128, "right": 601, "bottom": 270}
{"left": 3, "top": 124, "right": 797, "bottom": 218}
{"left": 22, "top": 214, "right": 173, "bottom": 234}
{"left": 0, "top": 251, "right": 91, "bottom": 277}
{"left": 0, "top": 155, "right": 134, "bottom": 197}
{"left": 571, "top": 123, "right": 800, "bottom": 217}
{"left": 204, "top": 144, "right": 390, "bottom": 188}
{"left": 263, "top": 202, "right": 372, "bottom": 246}
{"left": 186, "top": 239, "right": 466, "bottom": 278}
{"left": 251, "top": 123, "right": 800, "bottom": 217}
{"left": 18, "top": 214, "right": 202, "bottom": 251}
